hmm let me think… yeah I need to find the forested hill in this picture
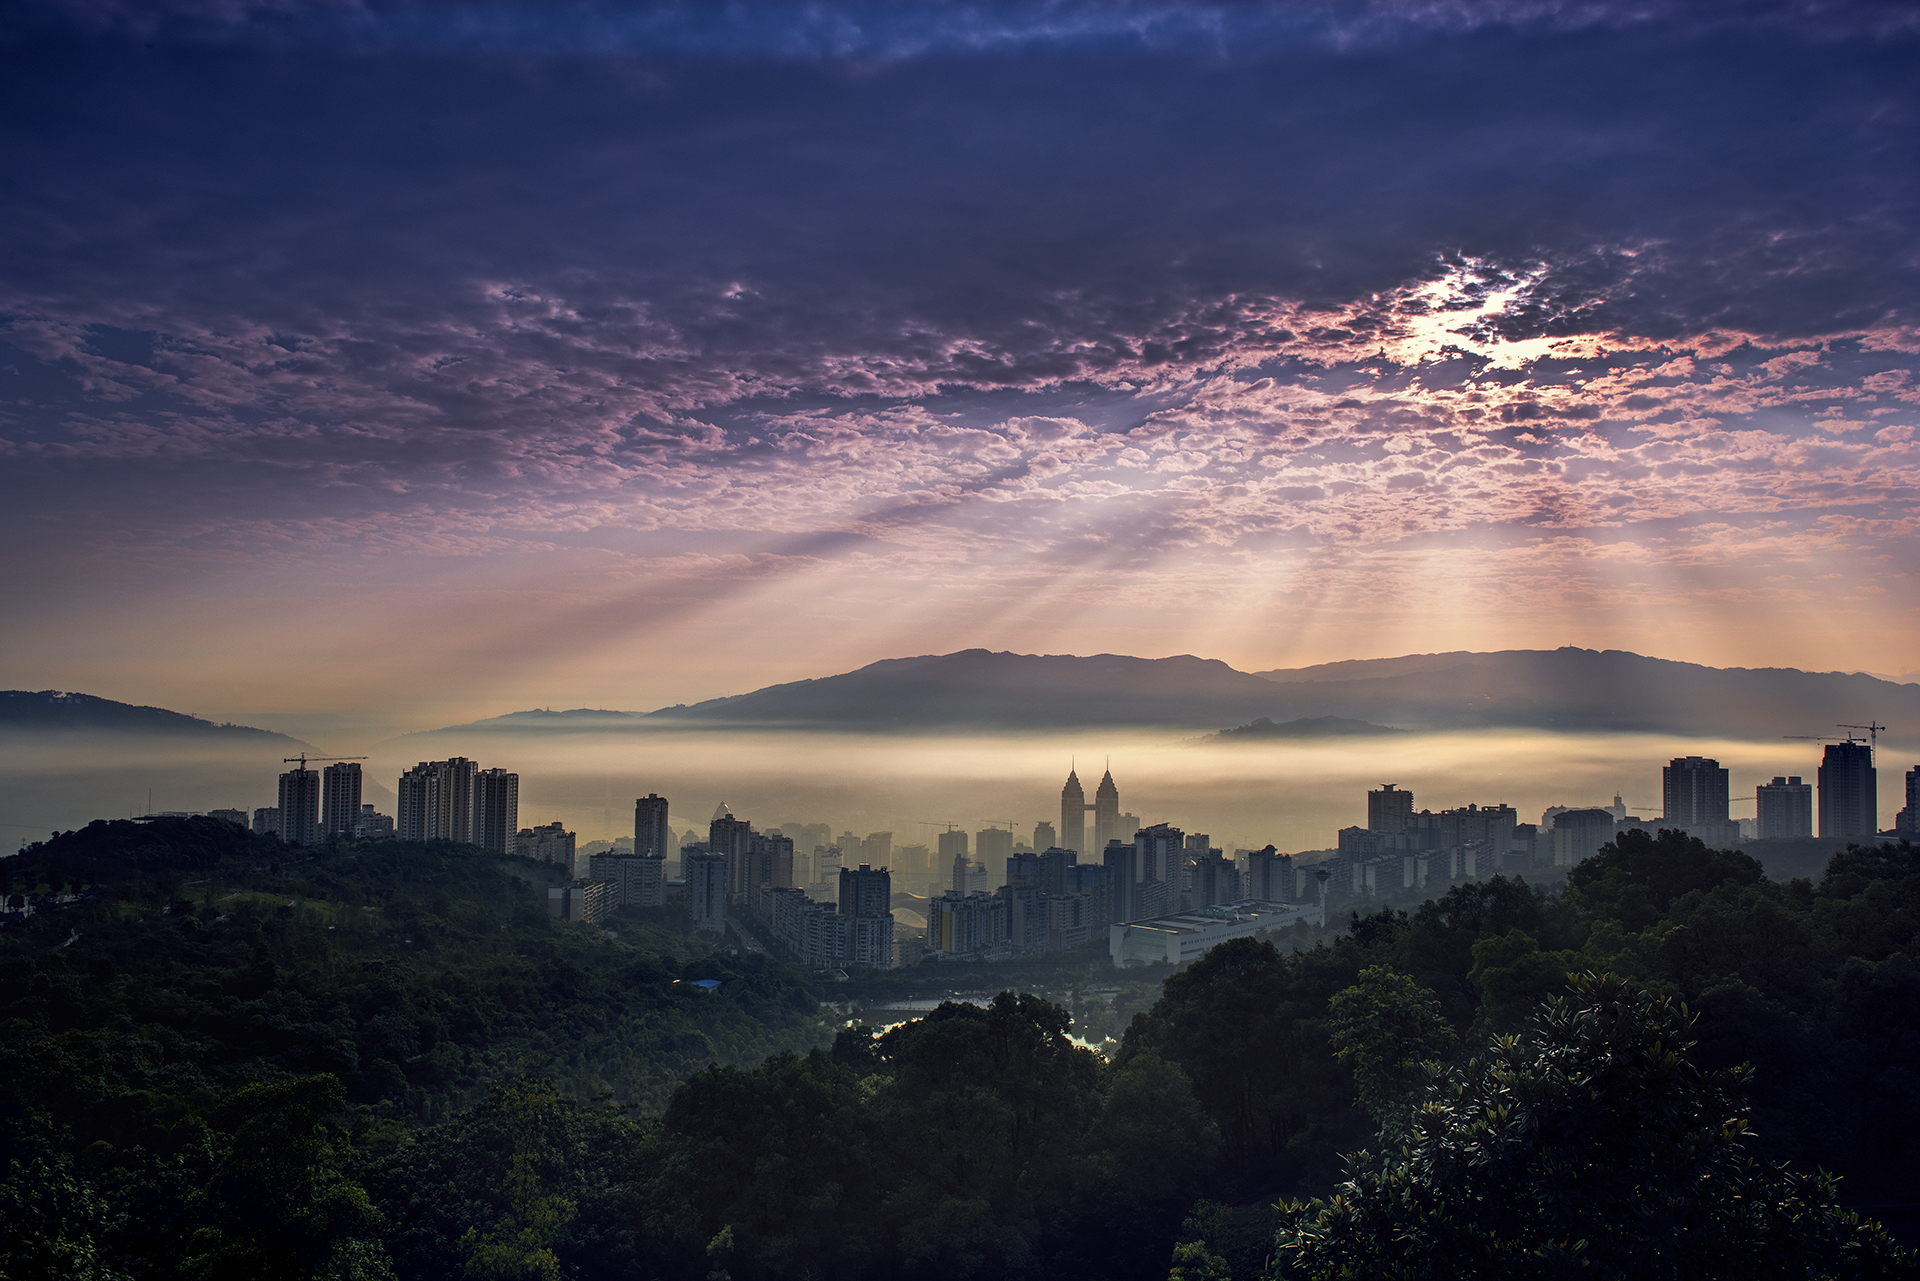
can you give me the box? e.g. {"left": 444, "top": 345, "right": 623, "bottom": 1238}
{"left": 0, "top": 689, "right": 307, "bottom": 742}
{"left": 3, "top": 819, "right": 1917, "bottom": 1279}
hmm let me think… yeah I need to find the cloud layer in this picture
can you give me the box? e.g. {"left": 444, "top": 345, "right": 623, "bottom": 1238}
{"left": 1, "top": 0, "right": 1916, "bottom": 718}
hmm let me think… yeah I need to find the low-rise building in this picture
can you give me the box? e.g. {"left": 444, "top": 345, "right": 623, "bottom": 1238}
{"left": 548, "top": 879, "right": 613, "bottom": 924}
{"left": 1109, "top": 901, "right": 1324, "bottom": 967}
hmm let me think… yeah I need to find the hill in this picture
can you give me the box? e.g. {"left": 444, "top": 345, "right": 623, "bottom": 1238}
{"left": 1249, "top": 648, "right": 1920, "bottom": 742}
{"left": 1205, "top": 715, "right": 1405, "bottom": 741}
{"left": 619, "top": 647, "right": 1920, "bottom": 743}
{"left": 0, "top": 689, "right": 308, "bottom": 744}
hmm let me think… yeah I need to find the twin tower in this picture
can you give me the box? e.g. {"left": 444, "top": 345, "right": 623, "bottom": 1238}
{"left": 1059, "top": 766, "right": 1121, "bottom": 856}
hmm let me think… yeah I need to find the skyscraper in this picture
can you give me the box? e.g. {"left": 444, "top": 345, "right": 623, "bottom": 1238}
{"left": 278, "top": 765, "right": 320, "bottom": 846}
{"left": 975, "top": 826, "right": 1014, "bottom": 869}
{"left": 1033, "top": 820, "right": 1057, "bottom": 851}
{"left": 320, "top": 761, "right": 362, "bottom": 837}
{"left": 1367, "top": 784, "right": 1413, "bottom": 835}
{"left": 1819, "top": 741, "right": 1877, "bottom": 838}
{"left": 863, "top": 831, "right": 893, "bottom": 866}
{"left": 839, "top": 864, "right": 895, "bottom": 969}
{"left": 938, "top": 828, "right": 969, "bottom": 889}
{"left": 1092, "top": 768, "right": 1121, "bottom": 853}
{"left": 635, "top": 793, "right": 672, "bottom": 867}
{"left": 1898, "top": 766, "right": 1918, "bottom": 836}
{"left": 686, "top": 852, "right": 727, "bottom": 934}
{"left": 710, "top": 814, "right": 756, "bottom": 895}
{"left": 1663, "top": 756, "right": 1730, "bottom": 829}
{"left": 474, "top": 768, "right": 519, "bottom": 854}
{"left": 397, "top": 757, "right": 478, "bottom": 843}
{"left": 1059, "top": 768, "right": 1086, "bottom": 855}
{"left": 1756, "top": 776, "right": 1813, "bottom": 840}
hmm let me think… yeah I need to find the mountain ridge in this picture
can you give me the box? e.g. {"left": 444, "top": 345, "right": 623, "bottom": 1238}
{"left": 0, "top": 690, "right": 309, "bottom": 745}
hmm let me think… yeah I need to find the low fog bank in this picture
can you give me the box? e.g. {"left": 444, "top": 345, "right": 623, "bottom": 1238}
{"left": 2, "top": 726, "right": 1881, "bottom": 855}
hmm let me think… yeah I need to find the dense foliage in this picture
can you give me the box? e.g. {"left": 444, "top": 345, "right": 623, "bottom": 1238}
{"left": 2, "top": 820, "right": 1915, "bottom": 1279}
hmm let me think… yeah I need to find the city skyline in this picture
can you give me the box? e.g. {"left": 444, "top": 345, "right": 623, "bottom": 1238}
{"left": 3, "top": 4, "right": 1918, "bottom": 729}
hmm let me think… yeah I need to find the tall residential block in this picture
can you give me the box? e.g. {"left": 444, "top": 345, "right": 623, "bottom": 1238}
{"left": 474, "top": 768, "right": 520, "bottom": 854}
{"left": 686, "top": 852, "right": 728, "bottom": 934}
{"left": 975, "top": 826, "right": 1014, "bottom": 870}
{"left": 278, "top": 765, "right": 320, "bottom": 846}
{"left": 634, "top": 793, "right": 672, "bottom": 859}
{"left": 397, "top": 757, "right": 479, "bottom": 843}
{"left": 588, "top": 852, "right": 665, "bottom": 907}
{"left": 252, "top": 807, "right": 281, "bottom": 838}
{"left": 1756, "top": 776, "right": 1814, "bottom": 840}
{"left": 1818, "top": 741, "right": 1877, "bottom": 838}
{"left": 1368, "top": 783, "right": 1414, "bottom": 835}
{"left": 516, "top": 821, "right": 576, "bottom": 871}
{"left": 1032, "top": 820, "right": 1057, "bottom": 852}
{"left": 839, "top": 864, "right": 894, "bottom": 968}
{"left": 1664, "top": 756, "right": 1730, "bottom": 829}
{"left": 1245, "top": 846, "right": 1293, "bottom": 902}
{"left": 1898, "top": 766, "right": 1918, "bottom": 836}
{"left": 320, "top": 762, "right": 362, "bottom": 837}
{"left": 939, "top": 829, "right": 969, "bottom": 890}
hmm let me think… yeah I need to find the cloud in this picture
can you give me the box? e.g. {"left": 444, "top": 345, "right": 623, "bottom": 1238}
{"left": 0, "top": 0, "right": 1917, "bottom": 711}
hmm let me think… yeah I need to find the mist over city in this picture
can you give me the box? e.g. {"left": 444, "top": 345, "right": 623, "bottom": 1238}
{"left": 4, "top": 2, "right": 1919, "bottom": 1278}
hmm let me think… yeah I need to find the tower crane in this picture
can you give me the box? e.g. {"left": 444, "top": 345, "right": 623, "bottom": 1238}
{"left": 1838, "top": 722, "right": 1887, "bottom": 748}
{"left": 281, "top": 754, "right": 368, "bottom": 769}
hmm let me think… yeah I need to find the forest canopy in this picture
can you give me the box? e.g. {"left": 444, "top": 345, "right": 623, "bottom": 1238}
{"left": 2, "top": 819, "right": 1915, "bottom": 1279}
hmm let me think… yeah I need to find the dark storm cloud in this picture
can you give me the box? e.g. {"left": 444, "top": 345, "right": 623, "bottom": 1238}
{"left": 0, "top": 0, "right": 1915, "bottom": 686}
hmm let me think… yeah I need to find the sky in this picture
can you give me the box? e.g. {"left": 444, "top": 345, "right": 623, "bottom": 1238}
{"left": 3, "top": 0, "right": 1918, "bottom": 733}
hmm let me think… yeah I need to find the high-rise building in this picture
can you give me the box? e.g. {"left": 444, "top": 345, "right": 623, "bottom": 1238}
{"left": 1368, "top": 784, "right": 1414, "bottom": 835}
{"left": 1756, "top": 776, "right": 1814, "bottom": 840}
{"left": 1033, "top": 820, "right": 1057, "bottom": 852}
{"left": 1664, "top": 756, "right": 1730, "bottom": 829}
{"left": 252, "top": 806, "right": 281, "bottom": 838}
{"left": 474, "top": 768, "right": 519, "bottom": 854}
{"left": 710, "top": 814, "right": 756, "bottom": 895}
{"left": 863, "top": 832, "right": 893, "bottom": 866}
{"left": 397, "top": 757, "right": 479, "bottom": 843}
{"left": 320, "top": 762, "right": 362, "bottom": 837}
{"left": 840, "top": 863, "right": 892, "bottom": 920}
{"left": 1134, "top": 823, "right": 1184, "bottom": 885}
{"left": 1549, "top": 808, "right": 1615, "bottom": 867}
{"left": 1060, "top": 769, "right": 1087, "bottom": 855}
{"left": 748, "top": 831, "right": 795, "bottom": 890}
{"left": 1819, "top": 741, "right": 1877, "bottom": 838}
{"left": 1898, "top": 767, "right": 1918, "bottom": 836}
{"left": 686, "top": 852, "right": 728, "bottom": 934}
{"left": 516, "top": 821, "right": 576, "bottom": 870}
{"left": 588, "top": 852, "right": 665, "bottom": 907}
{"left": 1245, "top": 846, "right": 1293, "bottom": 902}
{"left": 1102, "top": 839, "right": 1138, "bottom": 923}
{"left": 975, "top": 826, "right": 1014, "bottom": 871}
{"left": 939, "top": 829, "right": 969, "bottom": 889}
{"left": 634, "top": 793, "right": 672, "bottom": 860}
{"left": 1189, "top": 854, "right": 1241, "bottom": 907}
{"left": 1092, "top": 769, "right": 1121, "bottom": 854}
{"left": 278, "top": 765, "right": 320, "bottom": 846}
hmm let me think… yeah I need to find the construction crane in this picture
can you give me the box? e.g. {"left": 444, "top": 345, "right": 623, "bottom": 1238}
{"left": 281, "top": 754, "right": 367, "bottom": 769}
{"left": 1838, "top": 722, "right": 1887, "bottom": 747}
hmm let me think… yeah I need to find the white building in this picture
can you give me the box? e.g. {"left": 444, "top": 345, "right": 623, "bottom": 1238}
{"left": 1109, "top": 901, "right": 1323, "bottom": 967}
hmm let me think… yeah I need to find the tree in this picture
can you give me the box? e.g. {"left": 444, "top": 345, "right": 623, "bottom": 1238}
{"left": 1324, "top": 966, "right": 1455, "bottom": 1135}
{"left": 1274, "top": 973, "right": 1912, "bottom": 1280}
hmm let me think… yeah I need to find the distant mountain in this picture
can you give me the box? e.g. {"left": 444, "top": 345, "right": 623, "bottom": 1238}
{"left": 1247, "top": 648, "right": 1920, "bottom": 744}
{"left": 642, "top": 650, "right": 1300, "bottom": 731}
{"left": 382, "top": 647, "right": 1920, "bottom": 745}
{"left": 0, "top": 690, "right": 308, "bottom": 744}
{"left": 1205, "top": 715, "right": 1405, "bottom": 741}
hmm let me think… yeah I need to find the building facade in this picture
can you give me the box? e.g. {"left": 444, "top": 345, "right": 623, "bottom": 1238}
{"left": 320, "top": 762, "right": 362, "bottom": 838}
{"left": 277, "top": 766, "right": 320, "bottom": 846}
{"left": 397, "top": 757, "right": 479, "bottom": 843}
{"left": 587, "top": 852, "right": 666, "bottom": 907}
{"left": 1819, "top": 741, "right": 1877, "bottom": 838}
{"left": 516, "top": 821, "right": 576, "bottom": 870}
{"left": 1756, "top": 776, "right": 1814, "bottom": 840}
{"left": 635, "top": 793, "right": 672, "bottom": 862}
{"left": 686, "top": 852, "right": 728, "bottom": 934}
{"left": 474, "top": 768, "right": 520, "bottom": 854}
{"left": 1059, "top": 768, "right": 1086, "bottom": 855}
